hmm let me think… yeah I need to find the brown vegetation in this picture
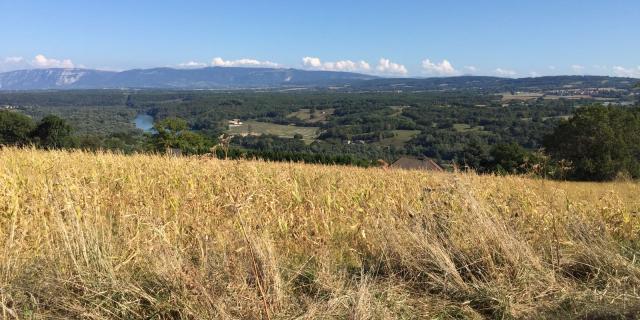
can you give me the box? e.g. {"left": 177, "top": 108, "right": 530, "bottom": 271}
{"left": 1, "top": 148, "right": 639, "bottom": 319}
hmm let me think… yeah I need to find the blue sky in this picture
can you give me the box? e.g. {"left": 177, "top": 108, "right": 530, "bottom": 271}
{"left": 1, "top": 0, "right": 639, "bottom": 77}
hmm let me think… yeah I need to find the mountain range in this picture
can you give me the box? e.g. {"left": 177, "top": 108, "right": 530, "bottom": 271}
{"left": 0, "top": 67, "right": 637, "bottom": 91}
{"left": 0, "top": 67, "right": 376, "bottom": 90}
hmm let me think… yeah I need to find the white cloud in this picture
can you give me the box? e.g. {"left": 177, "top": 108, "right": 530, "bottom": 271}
{"left": 302, "top": 57, "right": 323, "bottom": 68}
{"left": 94, "top": 66, "right": 125, "bottom": 72}
{"left": 329, "top": 60, "right": 370, "bottom": 72}
{"left": 178, "top": 61, "right": 208, "bottom": 68}
{"left": 4, "top": 56, "right": 24, "bottom": 64}
{"left": 302, "top": 57, "right": 406, "bottom": 75}
{"left": 32, "top": 54, "right": 74, "bottom": 68}
{"left": 464, "top": 66, "right": 478, "bottom": 73}
{"left": 612, "top": 66, "right": 640, "bottom": 78}
{"left": 1, "top": 54, "right": 76, "bottom": 72}
{"left": 302, "top": 56, "right": 371, "bottom": 72}
{"left": 495, "top": 68, "right": 517, "bottom": 77}
{"left": 0, "top": 56, "right": 27, "bottom": 72}
{"left": 376, "top": 58, "right": 408, "bottom": 75}
{"left": 421, "top": 59, "right": 458, "bottom": 76}
{"left": 571, "top": 64, "right": 585, "bottom": 73}
{"left": 529, "top": 71, "right": 540, "bottom": 77}
{"left": 211, "top": 57, "right": 279, "bottom": 68}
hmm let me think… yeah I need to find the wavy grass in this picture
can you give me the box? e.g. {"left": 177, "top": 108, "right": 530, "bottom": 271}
{"left": 1, "top": 148, "right": 639, "bottom": 319}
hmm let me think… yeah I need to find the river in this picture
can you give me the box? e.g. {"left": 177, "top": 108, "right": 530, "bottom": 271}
{"left": 134, "top": 114, "right": 155, "bottom": 132}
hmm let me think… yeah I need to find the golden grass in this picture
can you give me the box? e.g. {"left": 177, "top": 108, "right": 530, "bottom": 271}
{"left": 1, "top": 148, "right": 639, "bottom": 319}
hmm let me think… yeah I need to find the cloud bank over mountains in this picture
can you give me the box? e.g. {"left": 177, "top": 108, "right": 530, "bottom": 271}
{"left": 301, "top": 57, "right": 410, "bottom": 76}
{"left": 375, "top": 58, "right": 408, "bottom": 75}
{"left": 211, "top": 57, "right": 279, "bottom": 68}
{"left": 301, "top": 57, "right": 371, "bottom": 73}
{"left": 613, "top": 66, "right": 640, "bottom": 78}
{"left": 1, "top": 54, "right": 76, "bottom": 72}
{"left": 421, "top": 59, "right": 459, "bottom": 76}
{"left": 1, "top": 54, "right": 638, "bottom": 78}
{"left": 177, "top": 58, "right": 279, "bottom": 69}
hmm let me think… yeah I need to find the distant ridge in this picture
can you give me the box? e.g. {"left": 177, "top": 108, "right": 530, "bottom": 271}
{"left": 0, "top": 67, "right": 637, "bottom": 91}
{"left": 0, "top": 67, "right": 377, "bottom": 90}
{"left": 350, "top": 75, "right": 638, "bottom": 91}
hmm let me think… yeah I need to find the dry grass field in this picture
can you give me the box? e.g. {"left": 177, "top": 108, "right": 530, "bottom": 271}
{"left": 1, "top": 148, "right": 640, "bottom": 319}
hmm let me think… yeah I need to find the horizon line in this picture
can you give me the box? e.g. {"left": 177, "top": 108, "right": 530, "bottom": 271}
{"left": 1, "top": 66, "right": 638, "bottom": 80}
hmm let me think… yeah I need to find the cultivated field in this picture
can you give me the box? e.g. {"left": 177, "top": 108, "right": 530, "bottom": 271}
{"left": 452, "top": 123, "right": 486, "bottom": 133}
{"left": 374, "top": 130, "right": 421, "bottom": 147}
{"left": 287, "top": 108, "right": 335, "bottom": 123}
{"left": 227, "top": 120, "right": 319, "bottom": 142}
{"left": 500, "top": 92, "right": 544, "bottom": 102}
{"left": 1, "top": 148, "right": 639, "bottom": 319}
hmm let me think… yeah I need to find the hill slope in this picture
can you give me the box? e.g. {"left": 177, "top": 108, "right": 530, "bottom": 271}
{"left": 0, "top": 67, "right": 377, "bottom": 90}
{"left": 0, "top": 67, "right": 636, "bottom": 91}
{"left": 1, "top": 148, "right": 639, "bottom": 319}
{"left": 351, "top": 75, "right": 638, "bottom": 91}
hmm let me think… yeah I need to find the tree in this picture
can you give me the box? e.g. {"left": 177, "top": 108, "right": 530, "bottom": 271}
{"left": 544, "top": 105, "right": 640, "bottom": 181}
{"left": 0, "top": 110, "right": 35, "bottom": 146}
{"left": 489, "top": 142, "right": 531, "bottom": 174}
{"left": 152, "top": 117, "right": 212, "bottom": 154}
{"left": 153, "top": 117, "right": 189, "bottom": 150}
{"left": 458, "top": 138, "right": 490, "bottom": 172}
{"left": 31, "top": 115, "right": 74, "bottom": 149}
{"left": 177, "top": 131, "right": 212, "bottom": 155}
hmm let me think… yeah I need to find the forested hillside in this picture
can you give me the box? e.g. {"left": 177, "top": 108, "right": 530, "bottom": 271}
{"left": 2, "top": 88, "right": 639, "bottom": 180}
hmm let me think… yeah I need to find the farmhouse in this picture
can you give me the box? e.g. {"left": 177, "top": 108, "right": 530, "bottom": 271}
{"left": 390, "top": 156, "right": 443, "bottom": 172}
{"left": 228, "top": 119, "right": 243, "bottom": 127}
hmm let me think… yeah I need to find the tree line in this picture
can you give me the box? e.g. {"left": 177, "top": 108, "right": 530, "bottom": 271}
{"left": 1, "top": 112, "right": 75, "bottom": 149}
{"left": 458, "top": 105, "right": 640, "bottom": 181}
{"left": 2, "top": 104, "right": 640, "bottom": 181}
{"left": 0, "top": 111, "right": 377, "bottom": 167}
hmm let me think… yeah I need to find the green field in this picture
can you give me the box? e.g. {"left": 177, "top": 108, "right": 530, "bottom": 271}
{"left": 500, "top": 92, "right": 544, "bottom": 101}
{"left": 374, "top": 129, "right": 421, "bottom": 147}
{"left": 228, "top": 120, "right": 320, "bottom": 141}
{"left": 388, "top": 105, "right": 411, "bottom": 117}
{"left": 453, "top": 123, "right": 486, "bottom": 132}
{"left": 286, "top": 108, "right": 334, "bottom": 123}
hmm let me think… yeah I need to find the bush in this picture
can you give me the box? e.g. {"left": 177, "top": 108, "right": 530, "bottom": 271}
{"left": 31, "top": 115, "right": 74, "bottom": 149}
{"left": 0, "top": 110, "right": 35, "bottom": 146}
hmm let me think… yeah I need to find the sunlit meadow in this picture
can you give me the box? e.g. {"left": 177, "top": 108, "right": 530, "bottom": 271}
{"left": 1, "top": 148, "right": 639, "bottom": 319}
